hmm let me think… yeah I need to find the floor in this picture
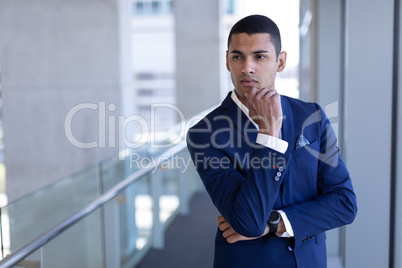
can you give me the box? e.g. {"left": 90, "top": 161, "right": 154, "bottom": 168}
{"left": 135, "top": 191, "right": 344, "bottom": 268}
{"left": 136, "top": 191, "right": 219, "bottom": 268}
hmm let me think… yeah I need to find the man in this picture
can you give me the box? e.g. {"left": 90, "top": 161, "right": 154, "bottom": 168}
{"left": 186, "top": 15, "right": 357, "bottom": 268}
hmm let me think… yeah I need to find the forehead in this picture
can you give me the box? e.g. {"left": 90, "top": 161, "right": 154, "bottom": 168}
{"left": 228, "top": 33, "right": 274, "bottom": 51}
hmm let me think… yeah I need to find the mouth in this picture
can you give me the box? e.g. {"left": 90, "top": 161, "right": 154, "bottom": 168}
{"left": 240, "top": 77, "right": 257, "bottom": 87}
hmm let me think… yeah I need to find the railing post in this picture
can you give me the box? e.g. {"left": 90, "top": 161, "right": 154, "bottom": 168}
{"left": 151, "top": 172, "right": 164, "bottom": 249}
{"left": 124, "top": 186, "right": 137, "bottom": 255}
{"left": 103, "top": 199, "right": 121, "bottom": 268}
{"left": 178, "top": 165, "right": 189, "bottom": 216}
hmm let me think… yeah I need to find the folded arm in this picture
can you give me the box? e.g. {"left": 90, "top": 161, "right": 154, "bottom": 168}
{"left": 217, "top": 215, "right": 287, "bottom": 243}
{"left": 187, "top": 125, "right": 289, "bottom": 237}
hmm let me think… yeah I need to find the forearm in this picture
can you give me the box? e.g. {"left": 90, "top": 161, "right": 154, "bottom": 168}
{"left": 282, "top": 182, "right": 356, "bottom": 248}
{"left": 218, "top": 215, "right": 287, "bottom": 244}
{"left": 189, "top": 142, "right": 289, "bottom": 237}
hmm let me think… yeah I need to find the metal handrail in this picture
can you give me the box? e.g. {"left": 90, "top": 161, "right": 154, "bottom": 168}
{"left": 0, "top": 140, "right": 188, "bottom": 268}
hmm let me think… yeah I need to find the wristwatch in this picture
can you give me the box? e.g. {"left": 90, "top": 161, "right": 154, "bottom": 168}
{"left": 268, "top": 210, "right": 281, "bottom": 234}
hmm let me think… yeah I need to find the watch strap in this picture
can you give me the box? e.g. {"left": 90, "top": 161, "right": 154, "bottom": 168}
{"left": 268, "top": 210, "right": 281, "bottom": 234}
{"left": 269, "top": 221, "right": 278, "bottom": 233}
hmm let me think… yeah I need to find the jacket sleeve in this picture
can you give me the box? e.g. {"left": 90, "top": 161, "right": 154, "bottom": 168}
{"left": 187, "top": 123, "right": 290, "bottom": 237}
{"left": 282, "top": 104, "right": 358, "bottom": 248}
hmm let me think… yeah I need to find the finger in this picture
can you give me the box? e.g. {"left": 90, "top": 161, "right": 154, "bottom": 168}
{"left": 227, "top": 234, "right": 242, "bottom": 244}
{"left": 247, "top": 87, "right": 259, "bottom": 98}
{"left": 217, "top": 215, "right": 225, "bottom": 225}
{"left": 219, "top": 221, "right": 230, "bottom": 232}
{"left": 271, "top": 92, "right": 281, "bottom": 103}
{"left": 254, "top": 88, "right": 276, "bottom": 99}
{"left": 223, "top": 228, "right": 236, "bottom": 239}
{"left": 264, "top": 89, "right": 277, "bottom": 98}
{"left": 254, "top": 88, "right": 269, "bottom": 100}
{"left": 267, "top": 92, "right": 281, "bottom": 107}
{"left": 246, "top": 87, "right": 260, "bottom": 106}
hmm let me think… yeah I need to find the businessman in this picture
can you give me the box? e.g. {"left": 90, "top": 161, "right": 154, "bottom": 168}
{"left": 186, "top": 15, "right": 357, "bottom": 267}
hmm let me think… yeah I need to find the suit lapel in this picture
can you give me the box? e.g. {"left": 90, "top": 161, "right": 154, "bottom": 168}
{"left": 221, "top": 92, "right": 258, "bottom": 145}
{"left": 281, "top": 96, "right": 296, "bottom": 155}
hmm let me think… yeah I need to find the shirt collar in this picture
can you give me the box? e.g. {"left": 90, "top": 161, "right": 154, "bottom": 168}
{"left": 230, "top": 90, "right": 258, "bottom": 129}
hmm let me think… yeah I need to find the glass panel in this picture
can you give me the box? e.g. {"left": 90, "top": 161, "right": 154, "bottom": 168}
{"left": 98, "top": 144, "right": 150, "bottom": 194}
{"left": 42, "top": 209, "right": 103, "bottom": 268}
{"left": 178, "top": 149, "right": 202, "bottom": 196}
{"left": 0, "top": 103, "right": 211, "bottom": 266}
{"left": 118, "top": 174, "right": 152, "bottom": 267}
{"left": 14, "top": 248, "right": 42, "bottom": 268}
{"left": 1, "top": 165, "right": 100, "bottom": 255}
{"left": 101, "top": 156, "right": 126, "bottom": 193}
{"left": 159, "top": 165, "right": 179, "bottom": 225}
{"left": 134, "top": 175, "right": 152, "bottom": 251}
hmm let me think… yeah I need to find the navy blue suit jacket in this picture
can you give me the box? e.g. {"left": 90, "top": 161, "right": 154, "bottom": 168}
{"left": 186, "top": 92, "right": 357, "bottom": 268}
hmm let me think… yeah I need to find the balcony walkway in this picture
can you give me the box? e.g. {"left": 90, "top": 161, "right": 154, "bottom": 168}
{"left": 137, "top": 190, "right": 219, "bottom": 268}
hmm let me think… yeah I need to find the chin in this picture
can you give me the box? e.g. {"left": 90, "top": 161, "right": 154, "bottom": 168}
{"left": 234, "top": 89, "right": 245, "bottom": 96}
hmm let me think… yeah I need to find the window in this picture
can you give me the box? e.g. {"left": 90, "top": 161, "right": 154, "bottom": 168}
{"left": 226, "top": 0, "right": 234, "bottom": 14}
{"left": 132, "top": 0, "right": 173, "bottom": 16}
{"left": 151, "top": 1, "right": 159, "bottom": 14}
{"left": 135, "top": 1, "right": 144, "bottom": 14}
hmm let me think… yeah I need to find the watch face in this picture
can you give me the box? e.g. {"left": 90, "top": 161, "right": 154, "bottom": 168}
{"left": 269, "top": 211, "right": 280, "bottom": 221}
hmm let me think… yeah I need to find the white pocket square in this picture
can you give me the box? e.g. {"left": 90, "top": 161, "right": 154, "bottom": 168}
{"left": 295, "top": 134, "right": 310, "bottom": 149}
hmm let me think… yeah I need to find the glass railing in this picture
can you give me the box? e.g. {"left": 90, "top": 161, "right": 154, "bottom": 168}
{"left": 0, "top": 109, "right": 210, "bottom": 268}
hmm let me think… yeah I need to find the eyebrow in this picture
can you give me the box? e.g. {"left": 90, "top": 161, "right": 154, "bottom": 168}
{"left": 230, "top": 49, "right": 269, "bottom": 54}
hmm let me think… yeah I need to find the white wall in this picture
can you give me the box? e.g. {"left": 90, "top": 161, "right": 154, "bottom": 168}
{"left": 344, "top": 1, "right": 393, "bottom": 267}
{"left": 0, "top": 0, "right": 133, "bottom": 202}
{"left": 175, "top": 0, "right": 226, "bottom": 118}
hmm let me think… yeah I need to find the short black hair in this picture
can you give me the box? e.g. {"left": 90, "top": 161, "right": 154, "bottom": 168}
{"left": 227, "top": 15, "right": 282, "bottom": 58}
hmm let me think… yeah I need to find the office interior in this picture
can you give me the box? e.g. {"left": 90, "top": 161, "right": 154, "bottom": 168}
{"left": 0, "top": 0, "right": 400, "bottom": 267}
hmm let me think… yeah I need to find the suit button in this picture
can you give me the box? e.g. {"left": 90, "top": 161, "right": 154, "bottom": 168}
{"left": 287, "top": 245, "right": 293, "bottom": 251}
{"left": 279, "top": 167, "right": 284, "bottom": 172}
{"left": 276, "top": 172, "right": 281, "bottom": 177}
{"left": 274, "top": 176, "right": 280, "bottom": 181}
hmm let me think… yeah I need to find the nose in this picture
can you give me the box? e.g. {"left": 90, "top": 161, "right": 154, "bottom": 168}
{"left": 242, "top": 58, "right": 255, "bottom": 74}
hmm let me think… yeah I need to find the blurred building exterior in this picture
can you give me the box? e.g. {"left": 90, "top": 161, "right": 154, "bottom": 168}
{"left": 0, "top": 0, "right": 400, "bottom": 267}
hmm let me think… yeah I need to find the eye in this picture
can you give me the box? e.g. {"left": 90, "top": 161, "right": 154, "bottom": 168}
{"left": 256, "top": 55, "right": 266, "bottom": 60}
{"left": 232, "top": 55, "right": 242, "bottom": 60}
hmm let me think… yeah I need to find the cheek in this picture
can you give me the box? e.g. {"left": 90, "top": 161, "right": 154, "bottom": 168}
{"left": 229, "top": 67, "right": 240, "bottom": 80}
{"left": 262, "top": 71, "right": 277, "bottom": 87}
{"left": 229, "top": 72, "right": 237, "bottom": 86}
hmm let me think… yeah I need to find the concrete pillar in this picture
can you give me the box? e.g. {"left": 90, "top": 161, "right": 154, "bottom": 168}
{"left": 299, "top": 0, "right": 317, "bottom": 103}
{"left": 300, "top": 0, "right": 343, "bottom": 264}
{"left": 396, "top": 3, "right": 402, "bottom": 262}
{"left": 315, "top": 0, "right": 343, "bottom": 107}
{"left": 344, "top": 0, "right": 394, "bottom": 267}
{"left": 175, "top": 0, "right": 227, "bottom": 118}
{"left": 310, "top": 0, "right": 344, "bottom": 260}
{"left": 0, "top": 0, "right": 133, "bottom": 202}
{"left": 300, "top": 0, "right": 343, "bottom": 106}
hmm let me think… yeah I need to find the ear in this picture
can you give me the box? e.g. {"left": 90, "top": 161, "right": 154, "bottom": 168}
{"left": 277, "top": 51, "right": 287, "bottom": 73}
{"left": 226, "top": 50, "right": 230, "bottom": 72}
